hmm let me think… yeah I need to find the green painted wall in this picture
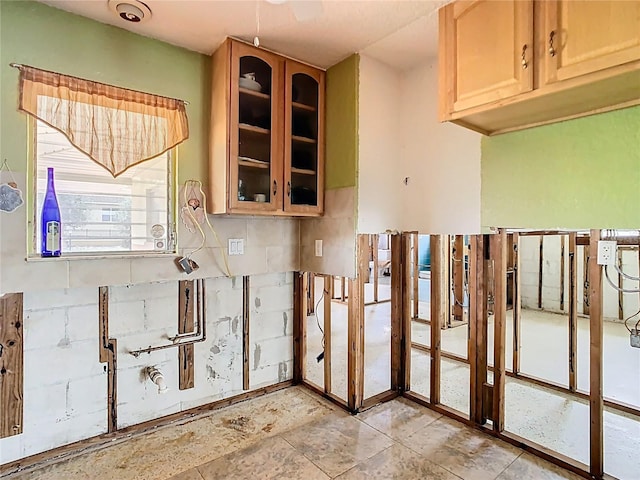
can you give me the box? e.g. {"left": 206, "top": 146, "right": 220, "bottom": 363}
{"left": 0, "top": 0, "right": 210, "bottom": 183}
{"left": 481, "top": 106, "right": 640, "bottom": 229}
{"left": 325, "top": 54, "right": 359, "bottom": 190}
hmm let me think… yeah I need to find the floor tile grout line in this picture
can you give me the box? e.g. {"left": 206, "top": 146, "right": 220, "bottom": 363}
{"left": 491, "top": 450, "right": 524, "bottom": 480}
{"left": 278, "top": 434, "right": 332, "bottom": 479}
{"left": 329, "top": 444, "right": 398, "bottom": 479}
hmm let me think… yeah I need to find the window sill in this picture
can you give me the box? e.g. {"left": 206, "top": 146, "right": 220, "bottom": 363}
{"left": 25, "top": 252, "right": 177, "bottom": 262}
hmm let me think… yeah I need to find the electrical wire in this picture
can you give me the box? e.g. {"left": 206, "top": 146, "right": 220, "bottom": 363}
{"left": 604, "top": 265, "right": 640, "bottom": 294}
{"left": 614, "top": 262, "right": 640, "bottom": 282}
{"left": 313, "top": 287, "right": 328, "bottom": 351}
{"left": 182, "top": 180, "right": 232, "bottom": 278}
{"left": 622, "top": 307, "right": 640, "bottom": 334}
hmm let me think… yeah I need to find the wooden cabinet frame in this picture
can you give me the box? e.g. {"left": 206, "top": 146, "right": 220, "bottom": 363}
{"left": 209, "top": 38, "right": 325, "bottom": 216}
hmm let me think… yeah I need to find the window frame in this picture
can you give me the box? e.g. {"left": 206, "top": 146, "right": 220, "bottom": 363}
{"left": 27, "top": 117, "right": 177, "bottom": 259}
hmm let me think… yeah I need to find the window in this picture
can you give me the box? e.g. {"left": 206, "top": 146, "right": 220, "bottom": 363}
{"left": 34, "top": 120, "right": 174, "bottom": 255}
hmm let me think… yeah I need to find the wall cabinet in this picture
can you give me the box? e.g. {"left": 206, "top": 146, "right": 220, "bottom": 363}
{"left": 209, "top": 39, "right": 325, "bottom": 216}
{"left": 439, "top": 0, "right": 640, "bottom": 135}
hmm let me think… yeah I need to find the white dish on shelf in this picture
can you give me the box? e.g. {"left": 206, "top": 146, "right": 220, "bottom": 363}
{"left": 239, "top": 77, "right": 262, "bottom": 92}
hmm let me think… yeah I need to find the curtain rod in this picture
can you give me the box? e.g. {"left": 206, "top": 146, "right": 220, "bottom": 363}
{"left": 9, "top": 63, "right": 190, "bottom": 105}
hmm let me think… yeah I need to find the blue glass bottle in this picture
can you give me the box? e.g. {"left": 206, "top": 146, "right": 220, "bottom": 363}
{"left": 41, "top": 167, "right": 61, "bottom": 257}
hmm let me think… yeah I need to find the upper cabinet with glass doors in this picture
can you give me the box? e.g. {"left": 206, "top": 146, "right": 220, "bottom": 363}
{"left": 209, "top": 38, "right": 325, "bottom": 216}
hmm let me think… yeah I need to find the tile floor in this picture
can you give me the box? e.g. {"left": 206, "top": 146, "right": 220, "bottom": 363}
{"left": 6, "top": 387, "right": 585, "bottom": 480}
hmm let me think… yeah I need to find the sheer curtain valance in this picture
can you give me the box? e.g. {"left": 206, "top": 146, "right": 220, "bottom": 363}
{"left": 17, "top": 65, "right": 189, "bottom": 177}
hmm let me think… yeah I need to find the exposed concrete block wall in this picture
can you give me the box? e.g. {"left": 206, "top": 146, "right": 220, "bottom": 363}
{"left": 518, "top": 235, "right": 640, "bottom": 320}
{"left": 0, "top": 288, "right": 105, "bottom": 465}
{"left": 0, "top": 274, "right": 293, "bottom": 465}
{"left": 249, "top": 273, "right": 294, "bottom": 389}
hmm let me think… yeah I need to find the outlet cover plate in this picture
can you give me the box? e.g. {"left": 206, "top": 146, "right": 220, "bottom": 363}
{"left": 597, "top": 240, "right": 617, "bottom": 265}
{"left": 315, "top": 239, "right": 322, "bottom": 257}
{"left": 228, "top": 238, "right": 244, "bottom": 255}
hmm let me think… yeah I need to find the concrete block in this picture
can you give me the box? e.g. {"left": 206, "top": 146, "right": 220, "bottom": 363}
{"left": 24, "top": 340, "right": 103, "bottom": 388}
{"left": 144, "top": 295, "right": 178, "bottom": 330}
{"left": 23, "top": 307, "right": 67, "bottom": 351}
{"left": 109, "top": 300, "right": 146, "bottom": 336}
{"left": 0, "top": 433, "right": 23, "bottom": 464}
{"left": 67, "top": 374, "right": 108, "bottom": 416}
{"left": 251, "top": 284, "right": 293, "bottom": 314}
{"left": 23, "top": 383, "right": 68, "bottom": 425}
{"left": 67, "top": 304, "right": 99, "bottom": 342}
{"left": 24, "top": 287, "right": 96, "bottom": 310}
{"left": 251, "top": 336, "right": 293, "bottom": 369}
{"left": 251, "top": 310, "right": 294, "bottom": 341}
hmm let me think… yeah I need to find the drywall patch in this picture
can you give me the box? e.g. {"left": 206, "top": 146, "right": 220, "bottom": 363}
{"left": 254, "top": 297, "right": 261, "bottom": 309}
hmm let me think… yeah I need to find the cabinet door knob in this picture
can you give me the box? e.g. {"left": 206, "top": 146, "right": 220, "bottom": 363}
{"left": 548, "top": 31, "right": 556, "bottom": 57}
{"left": 273, "top": 180, "right": 277, "bottom": 196}
{"left": 521, "top": 44, "right": 528, "bottom": 69}
{"left": 287, "top": 181, "right": 291, "bottom": 197}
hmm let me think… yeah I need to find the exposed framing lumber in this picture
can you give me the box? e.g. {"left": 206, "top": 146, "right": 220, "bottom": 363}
{"left": 568, "top": 233, "right": 578, "bottom": 392}
{"left": 293, "top": 273, "right": 306, "bottom": 384}
{"left": 308, "top": 273, "right": 315, "bottom": 315}
{"left": 430, "top": 235, "right": 448, "bottom": 405}
{"left": 469, "top": 235, "right": 488, "bottom": 424}
{"left": 617, "top": 249, "right": 624, "bottom": 320}
{"left": 588, "top": 230, "right": 603, "bottom": 479}
{"left": 538, "top": 235, "right": 544, "bottom": 309}
{"left": 98, "top": 286, "right": 117, "bottom": 433}
{"left": 560, "top": 236, "right": 566, "bottom": 312}
{"left": 347, "top": 235, "right": 367, "bottom": 412}
{"left": 412, "top": 232, "right": 419, "bottom": 319}
{"left": 453, "top": 235, "right": 464, "bottom": 321}
{"left": 491, "top": 230, "right": 507, "bottom": 432}
{"left": 412, "top": 339, "right": 640, "bottom": 419}
{"left": 583, "top": 246, "right": 590, "bottom": 315}
{"left": 512, "top": 233, "right": 521, "bottom": 374}
{"left": 323, "top": 275, "right": 332, "bottom": 394}
{"left": 242, "top": 276, "right": 250, "bottom": 391}
{"left": 0, "top": 293, "right": 23, "bottom": 439}
{"left": 390, "top": 233, "right": 402, "bottom": 391}
{"left": 402, "top": 232, "right": 413, "bottom": 391}
{"left": 340, "top": 277, "right": 346, "bottom": 301}
{"left": 372, "top": 234, "right": 379, "bottom": 303}
{"left": 300, "top": 379, "right": 349, "bottom": 410}
{"left": 178, "top": 280, "right": 196, "bottom": 391}
{"left": 2, "top": 380, "right": 294, "bottom": 477}
{"left": 404, "top": 389, "right": 592, "bottom": 480}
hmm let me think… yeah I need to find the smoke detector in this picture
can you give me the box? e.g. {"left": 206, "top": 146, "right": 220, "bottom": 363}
{"left": 108, "top": 0, "right": 152, "bottom": 23}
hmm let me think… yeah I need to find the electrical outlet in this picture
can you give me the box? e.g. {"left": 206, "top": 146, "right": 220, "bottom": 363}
{"left": 597, "top": 240, "right": 617, "bottom": 265}
{"left": 315, "top": 239, "right": 323, "bottom": 257}
{"left": 631, "top": 329, "right": 640, "bottom": 348}
{"left": 228, "top": 239, "right": 244, "bottom": 255}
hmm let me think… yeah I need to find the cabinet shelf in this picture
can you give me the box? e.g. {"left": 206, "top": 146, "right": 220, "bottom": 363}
{"left": 239, "top": 87, "right": 270, "bottom": 100}
{"left": 239, "top": 123, "right": 271, "bottom": 135}
{"left": 239, "top": 159, "right": 270, "bottom": 169}
{"left": 291, "top": 167, "right": 316, "bottom": 176}
{"left": 292, "top": 135, "right": 316, "bottom": 144}
{"left": 292, "top": 101, "right": 316, "bottom": 112}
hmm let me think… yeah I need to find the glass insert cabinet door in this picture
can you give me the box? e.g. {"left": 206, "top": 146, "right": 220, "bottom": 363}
{"left": 284, "top": 61, "right": 324, "bottom": 215}
{"left": 229, "top": 42, "right": 283, "bottom": 212}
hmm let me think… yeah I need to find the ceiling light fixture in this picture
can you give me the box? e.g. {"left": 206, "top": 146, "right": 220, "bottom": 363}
{"left": 108, "top": 0, "right": 152, "bottom": 23}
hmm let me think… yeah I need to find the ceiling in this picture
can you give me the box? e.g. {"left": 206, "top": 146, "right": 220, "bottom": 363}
{"left": 37, "top": 0, "right": 446, "bottom": 70}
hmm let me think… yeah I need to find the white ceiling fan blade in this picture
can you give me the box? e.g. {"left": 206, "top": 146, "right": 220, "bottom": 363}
{"left": 289, "top": 0, "right": 323, "bottom": 22}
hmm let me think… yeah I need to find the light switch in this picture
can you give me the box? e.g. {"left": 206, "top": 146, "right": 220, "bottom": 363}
{"left": 315, "top": 239, "right": 323, "bottom": 257}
